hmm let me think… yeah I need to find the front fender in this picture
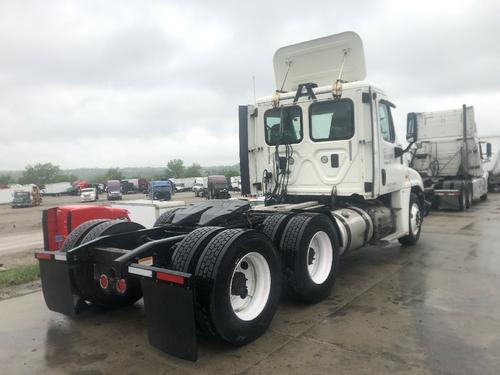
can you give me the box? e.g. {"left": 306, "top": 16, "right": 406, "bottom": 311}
{"left": 404, "top": 167, "right": 424, "bottom": 191}
{"left": 404, "top": 167, "right": 430, "bottom": 216}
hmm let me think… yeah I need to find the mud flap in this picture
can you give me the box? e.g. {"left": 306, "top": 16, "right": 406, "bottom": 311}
{"left": 38, "top": 258, "right": 87, "bottom": 316}
{"left": 136, "top": 265, "right": 197, "bottom": 361}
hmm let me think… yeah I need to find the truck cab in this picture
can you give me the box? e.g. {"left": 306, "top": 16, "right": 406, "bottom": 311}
{"left": 106, "top": 180, "right": 122, "bottom": 201}
{"left": 240, "top": 32, "right": 424, "bottom": 241}
{"left": 149, "top": 180, "right": 172, "bottom": 201}
{"left": 80, "top": 187, "right": 98, "bottom": 202}
{"left": 12, "top": 191, "right": 32, "bottom": 208}
{"left": 206, "top": 175, "right": 230, "bottom": 199}
{"left": 11, "top": 185, "right": 42, "bottom": 208}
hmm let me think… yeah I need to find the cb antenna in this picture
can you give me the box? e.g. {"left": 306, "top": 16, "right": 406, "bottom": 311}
{"left": 252, "top": 75, "right": 256, "bottom": 105}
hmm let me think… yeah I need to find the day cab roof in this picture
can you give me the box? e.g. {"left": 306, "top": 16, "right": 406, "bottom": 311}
{"left": 257, "top": 31, "right": 386, "bottom": 105}
{"left": 152, "top": 180, "right": 172, "bottom": 187}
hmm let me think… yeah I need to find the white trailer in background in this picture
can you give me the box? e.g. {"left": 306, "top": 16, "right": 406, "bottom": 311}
{"left": 171, "top": 178, "right": 195, "bottom": 192}
{"left": 42, "top": 182, "right": 72, "bottom": 196}
{"left": 408, "top": 105, "right": 491, "bottom": 210}
{"left": 230, "top": 176, "right": 241, "bottom": 191}
{"left": 111, "top": 199, "right": 185, "bottom": 228}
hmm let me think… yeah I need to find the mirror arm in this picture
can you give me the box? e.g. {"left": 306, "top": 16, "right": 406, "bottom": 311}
{"left": 401, "top": 141, "right": 415, "bottom": 154}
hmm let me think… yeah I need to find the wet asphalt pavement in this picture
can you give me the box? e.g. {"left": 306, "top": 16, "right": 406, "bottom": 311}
{"left": 1, "top": 194, "right": 500, "bottom": 374}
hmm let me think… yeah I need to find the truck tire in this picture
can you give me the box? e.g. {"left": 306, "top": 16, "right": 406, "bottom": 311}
{"left": 399, "top": 193, "right": 423, "bottom": 246}
{"left": 73, "top": 220, "right": 145, "bottom": 308}
{"left": 153, "top": 209, "right": 179, "bottom": 227}
{"left": 279, "top": 213, "right": 339, "bottom": 303}
{"left": 171, "top": 227, "right": 224, "bottom": 273}
{"left": 465, "top": 184, "right": 472, "bottom": 209}
{"left": 60, "top": 219, "right": 110, "bottom": 252}
{"left": 194, "top": 229, "right": 281, "bottom": 345}
{"left": 480, "top": 192, "right": 488, "bottom": 201}
{"left": 261, "top": 213, "right": 293, "bottom": 247}
{"left": 458, "top": 185, "right": 466, "bottom": 211}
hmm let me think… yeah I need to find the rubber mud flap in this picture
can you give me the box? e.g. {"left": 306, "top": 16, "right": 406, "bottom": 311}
{"left": 141, "top": 276, "right": 197, "bottom": 361}
{"left": 39, "top": 260, "right": 87, "bottom": 316}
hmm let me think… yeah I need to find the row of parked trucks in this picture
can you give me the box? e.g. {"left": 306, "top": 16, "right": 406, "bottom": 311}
{"left": 35, "top": 32, "right": 494, "bottom": 361}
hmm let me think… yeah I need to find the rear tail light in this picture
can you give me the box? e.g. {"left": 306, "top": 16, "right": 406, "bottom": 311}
{"left": 35, "top": 252, "right": 53, "bottom": 260}
{"left": 99, "top": 274, "right": 109, "bottom": 289}
{"left": 116, "top": 278, "right": 127, "bottom": 294}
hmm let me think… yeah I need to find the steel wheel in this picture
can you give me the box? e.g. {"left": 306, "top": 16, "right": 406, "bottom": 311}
{"left": 229, "top": 252, "right": 271, "bottom": 321}
{"left": 399, "top": 193, "right": 423, "bottom": 246}
{"left": 409, "top": 203, "right": 422, "bottom": 236}
{"left": 306, "top": 231, "right": 333, "bottom": 284}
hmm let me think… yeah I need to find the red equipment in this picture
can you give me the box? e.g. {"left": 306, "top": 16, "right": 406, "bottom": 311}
{"left": 42, "top": 205, "right": 130, "bottom": 251}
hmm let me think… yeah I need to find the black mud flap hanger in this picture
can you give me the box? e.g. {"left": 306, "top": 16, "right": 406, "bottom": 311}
{"left": 128, "top": 263, "right": 198, "bottom": 361}
{"left": 35, "top": 251, "right": 87, "bottom": 316}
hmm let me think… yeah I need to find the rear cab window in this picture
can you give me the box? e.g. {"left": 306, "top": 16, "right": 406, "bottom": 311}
{"left": 309, "top": 99, "right": 354, "bottom": 141}
{"left": 264, "top": 106, "right": 303, "bottom": 145}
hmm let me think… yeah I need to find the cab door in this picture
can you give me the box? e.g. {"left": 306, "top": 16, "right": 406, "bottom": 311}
{"left": 376, "top": 99, "right": 406, "bottom": 194}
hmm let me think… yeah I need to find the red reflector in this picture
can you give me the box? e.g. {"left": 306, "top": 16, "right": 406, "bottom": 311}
{"left": 35, "top": 253, "right": 52, "bottom": 260}
{"left": 99, "top": 274, "right": 109, "bottom": 289}
{"left": 156, "top": 272, "right": 184, "bottom": 285}
{"left": 116, "top": 278, "right": 127, "bottom": 294}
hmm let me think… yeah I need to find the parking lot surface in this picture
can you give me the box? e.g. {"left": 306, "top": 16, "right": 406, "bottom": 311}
{"left": 1, "top": 194, "right": 499, "bottom": 374}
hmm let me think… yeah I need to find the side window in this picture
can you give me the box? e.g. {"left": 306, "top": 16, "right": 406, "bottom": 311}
{"left": 264, "top": 106, "right": 303, "bottom": 145}
{"left": 309, "top": 100, "right": 354, "bottom": 141}
{"left": 378, "top": 102, "right": 395, "bottom": 143}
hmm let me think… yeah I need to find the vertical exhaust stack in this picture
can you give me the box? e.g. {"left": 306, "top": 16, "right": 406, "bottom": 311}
{"left": 239, "top": 105, "right": 251, "bottom": 195}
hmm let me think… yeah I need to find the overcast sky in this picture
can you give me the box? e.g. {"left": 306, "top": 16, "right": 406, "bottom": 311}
{"left": 1, "top": 0, "right": 499, "bottom": 170}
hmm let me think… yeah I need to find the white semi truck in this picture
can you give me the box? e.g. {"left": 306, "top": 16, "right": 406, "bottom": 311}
{"left": 407, "top": 106, "right": 491, "bottom": 210}
{"left": 36, "top": 32, "right": 426, "bottom": 361}
{"left": 487, "top": 151, "right": 500, "bottom": 191}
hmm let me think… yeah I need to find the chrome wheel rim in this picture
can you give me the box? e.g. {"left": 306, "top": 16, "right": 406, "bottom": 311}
{"left": 410, "top": 203, "right": 422, "bottom": 235}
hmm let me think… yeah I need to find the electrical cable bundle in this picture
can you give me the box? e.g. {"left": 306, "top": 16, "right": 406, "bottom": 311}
{"left": 264, "top": 108, "right": 293, "bottom": 205}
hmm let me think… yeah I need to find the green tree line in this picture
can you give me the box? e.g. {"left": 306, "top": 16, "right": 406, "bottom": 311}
{"left": 1, "top": 160, "right": 240, "bottom": 187}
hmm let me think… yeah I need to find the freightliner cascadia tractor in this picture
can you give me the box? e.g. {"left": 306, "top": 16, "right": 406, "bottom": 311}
{"left": 35, "top": 32, "right": 426, "bottom": 361}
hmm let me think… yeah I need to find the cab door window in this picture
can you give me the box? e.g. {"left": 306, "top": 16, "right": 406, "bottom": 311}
{"left": 378, "top": 102, "right": 395, "bottom": 143}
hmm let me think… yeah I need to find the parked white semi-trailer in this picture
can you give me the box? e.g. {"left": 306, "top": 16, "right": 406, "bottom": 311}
{"left": 42, "top": 182, "right": 72, "bottom": 196}
{"left": 36, "top": 32, "right": 426, "bottom": 361}
{"left": 172, "top": 178, "right": 195, "bottom": 192}
{"left": 407, "top": 106, "right": 491, "bottom": 210}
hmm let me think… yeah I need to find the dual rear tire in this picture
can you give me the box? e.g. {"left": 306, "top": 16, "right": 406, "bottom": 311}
{"left": 169, "top": 213, "right": 340, "bottom": 346}
{"left": 60, "top": 220, "right": 144, "bottom": 309}
{"left": 171, "top": 228, "right": 281, "bottom": 345}
{"left": 279, "top": 214, "right": 340, "bottom": 303}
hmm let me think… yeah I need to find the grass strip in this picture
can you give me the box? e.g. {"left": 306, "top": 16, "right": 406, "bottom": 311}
{"left": 0, "top": 263, "right": 40, "bottom": 289}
